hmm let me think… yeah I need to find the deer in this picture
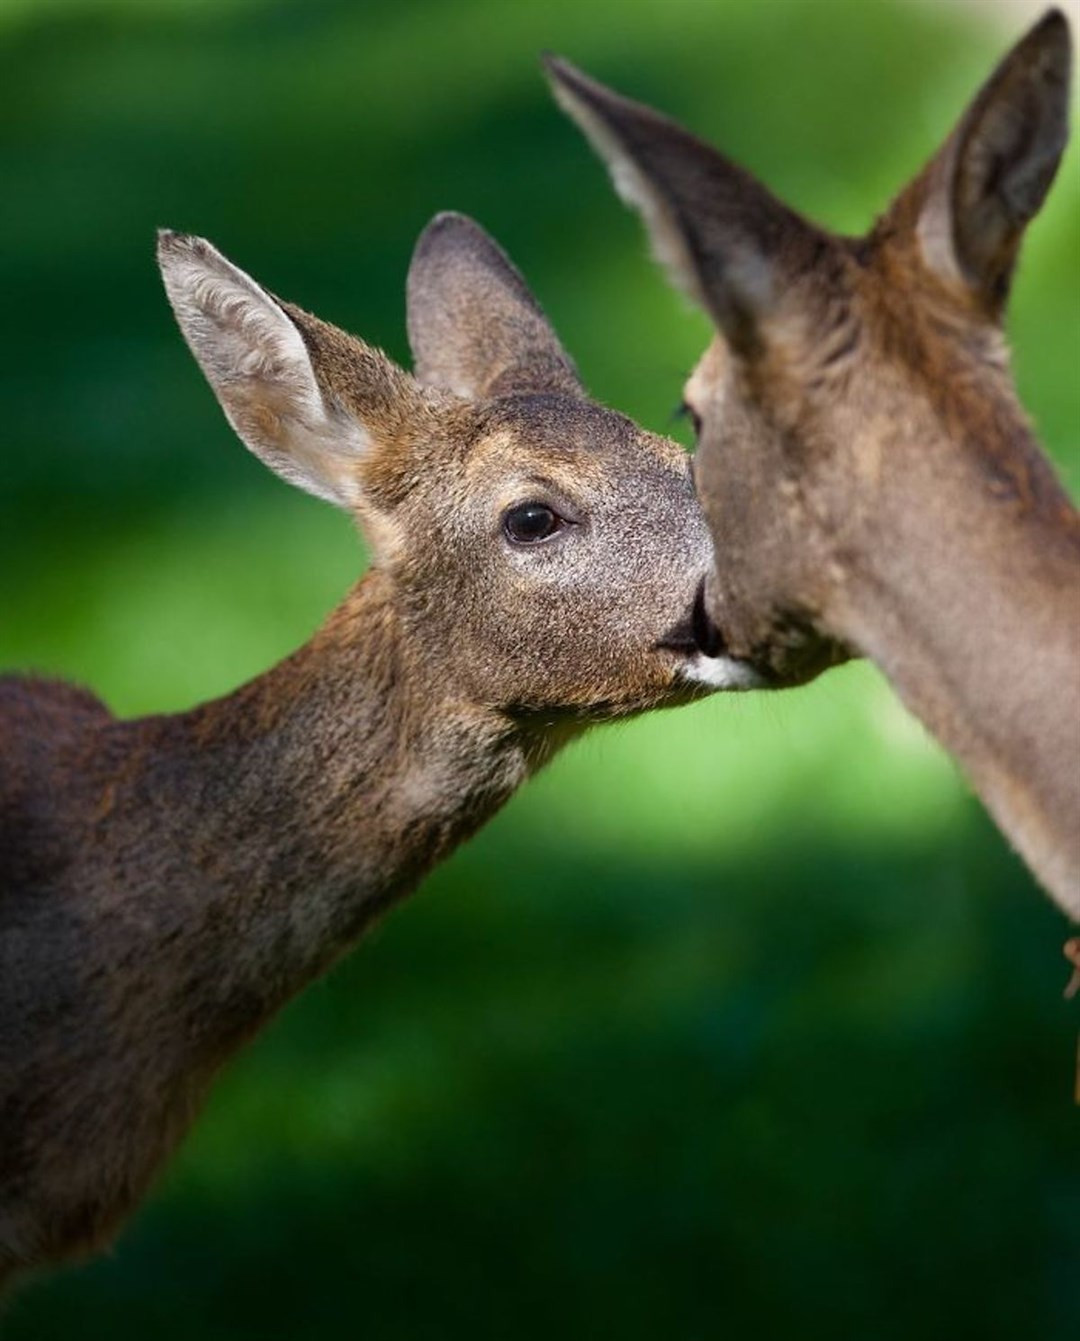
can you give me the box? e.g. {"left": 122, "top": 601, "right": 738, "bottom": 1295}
{"left": 546, "top": 8, "right": 1080, "bottom": 918}
{"left": 0, "top": 211, "right": 757, "bottom": 1290}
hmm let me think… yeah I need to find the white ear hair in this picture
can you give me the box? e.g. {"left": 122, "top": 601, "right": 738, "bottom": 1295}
{"left": 544, "top": 56, "right": 812, "bottom": 357}
{"left": 158, "top": 231, "right": 368, "bottom": 508}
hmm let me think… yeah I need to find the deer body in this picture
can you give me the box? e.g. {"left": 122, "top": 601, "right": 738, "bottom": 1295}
{"left": 548, "top": 9, "right": 1080, "bottom": 915}
{"left": 0, "top": 582, "right": 524, "bottom": 1279}
{"left": 0, "top": 215, "right": 744, "bottom": 1286}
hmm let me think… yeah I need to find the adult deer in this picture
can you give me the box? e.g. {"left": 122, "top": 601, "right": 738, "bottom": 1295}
{"left": 0, "top": 213, "right": 750, "bottom": 1288}
{"left": 547, "top": 9, "right": 1080, "bottom": 916}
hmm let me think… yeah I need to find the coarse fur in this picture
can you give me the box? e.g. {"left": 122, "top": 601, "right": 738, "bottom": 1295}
{"left": 546, "top": 10, "right": 1080, "bottom": 914}
{"left": 0, "top": 213, "right": 750, "bottom": 1289}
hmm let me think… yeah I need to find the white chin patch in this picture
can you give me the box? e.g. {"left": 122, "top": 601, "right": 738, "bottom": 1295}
{"left": 681, "top": 654, "right": 767, "bottom": 691}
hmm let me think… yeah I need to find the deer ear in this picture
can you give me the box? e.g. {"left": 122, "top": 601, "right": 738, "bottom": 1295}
{"left": 158, "top": 230, "right": 384, "bottom": 509}
{"left": 544, "top": 56, "right": 827, "bottom": 358}
{"left": 907, "top": 9, "right": 1071, "bottom": 313}
{"left": 406, "top": 212, "right": 582, "bottom": 398}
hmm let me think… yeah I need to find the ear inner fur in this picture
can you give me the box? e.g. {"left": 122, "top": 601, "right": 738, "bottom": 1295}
{"left": 543, "top": 55, "right": 830, "bottom": 357}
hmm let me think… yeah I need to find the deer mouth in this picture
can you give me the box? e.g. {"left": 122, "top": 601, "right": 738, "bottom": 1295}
{"left": 657, "top": 582, "right": 767, "bottom": 691}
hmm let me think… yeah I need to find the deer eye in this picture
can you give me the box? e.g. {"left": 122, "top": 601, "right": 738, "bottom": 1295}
{"left": 503, "top": 502, "right": 562, "bottom": 544}
{"left": 676, "top": 400, "right": 703, "bottom": 437}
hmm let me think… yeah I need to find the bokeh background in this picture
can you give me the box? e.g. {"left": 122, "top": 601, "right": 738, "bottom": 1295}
{"left": 1, "top": 0, "right": 1078, "bottom": 1335}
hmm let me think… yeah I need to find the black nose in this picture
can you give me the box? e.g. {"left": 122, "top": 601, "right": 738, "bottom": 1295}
{"left": 691, "top": 579, "right": 725, "bottom": 657}
{"left": 657, "top": 580, "right": 726, "bottom": 657}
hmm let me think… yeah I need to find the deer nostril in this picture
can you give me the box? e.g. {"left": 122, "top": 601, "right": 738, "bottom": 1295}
{"left": 691, "top": 580, "right": 725, "bottom": 658}
{"left": 656, "top": 581, "right": 726, "bottom": 658}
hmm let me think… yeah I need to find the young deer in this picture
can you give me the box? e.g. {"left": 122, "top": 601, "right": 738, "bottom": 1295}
{"left": 0, "top": 213, "right": 748, "bottom": 1287}
{"left": 547, "top": 9, "right": 1080, "bottom": 916}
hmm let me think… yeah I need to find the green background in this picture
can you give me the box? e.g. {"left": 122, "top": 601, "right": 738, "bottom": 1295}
{"left": 1, "top": 0, "right": 1077, "bottom": 1336}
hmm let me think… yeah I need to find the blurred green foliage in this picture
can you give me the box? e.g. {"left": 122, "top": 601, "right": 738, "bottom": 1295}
{"left": 1, "top": 0, "right": 1078, "bottom": 1336}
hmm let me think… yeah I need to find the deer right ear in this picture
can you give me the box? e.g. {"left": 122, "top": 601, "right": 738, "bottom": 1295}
{"left": 157, "top": 230, "right": 374, "bottom": 509}
{"left": 406, "top": 212, "right": 582, "bottom": 398}
{"left": 544, "top": 56, "right": 826, "bottom": 357}
{"left": 907, "top": 9, "right": 1071, "bottom": 313}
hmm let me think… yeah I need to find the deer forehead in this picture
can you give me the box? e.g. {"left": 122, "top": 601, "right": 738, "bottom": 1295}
{"left": 463, "top": 431, "right": 606, "bottom": 507}
{"left": 850, "top": 274, "right": 1018, "bottom": 439}
{"left": 465, "top": 400, "right": 688, "bottom": 492}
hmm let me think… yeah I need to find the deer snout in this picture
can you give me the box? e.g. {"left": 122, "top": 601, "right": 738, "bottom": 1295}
{"left": 702, "top": 571, "right": 850, "bottom": 689}
{"left": 656, "top": 579, "right": 724, "bottom": 658}
{"left": 657, "top": 580, "right": 766, "bottom": 692}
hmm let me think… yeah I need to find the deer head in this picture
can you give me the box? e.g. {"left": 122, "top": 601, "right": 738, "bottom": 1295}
{"left": 545, "top": 10, "right": 1075, "bottom": 684}
{"left": 158, "top": 213, "right": 757, "bottom": 737}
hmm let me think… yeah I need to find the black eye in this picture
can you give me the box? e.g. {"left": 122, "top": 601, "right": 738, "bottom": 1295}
{"left": 503, "top": 502, "right": 562, "bottom": 544}
{"left": 680, "top": 401, "right": 703, "bottom": 437}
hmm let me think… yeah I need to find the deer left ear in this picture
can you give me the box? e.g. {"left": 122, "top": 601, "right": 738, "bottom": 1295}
{"left": 912, "top": 9, "right": 1072, "bottom": 313}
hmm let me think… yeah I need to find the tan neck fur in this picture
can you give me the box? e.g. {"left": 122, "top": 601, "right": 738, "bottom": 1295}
{"left": 0, "top": 576, "right": 546, "bottom": 1283}
{"left": 828, "top": 430, "right": 1080, "bottom": 907}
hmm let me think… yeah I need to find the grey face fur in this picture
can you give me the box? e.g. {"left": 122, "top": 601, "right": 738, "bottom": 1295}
{"left": 392, "top": 391, "right": 733, "bottom": 717}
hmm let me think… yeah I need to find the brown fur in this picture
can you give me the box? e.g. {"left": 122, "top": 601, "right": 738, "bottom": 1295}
{"left": 0, "top": 214, "right": 730, "bottom": 1288}
{"left": 547, "top": 11, "right": 1080, "bottom": 913}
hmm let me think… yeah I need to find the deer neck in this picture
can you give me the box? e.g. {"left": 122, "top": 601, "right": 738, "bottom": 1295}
{"left": 128, "top": 572, "right": 536, "bottom": 1016}
{"left": 828, "top": 425, "right": 1080, "bottom": 913}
